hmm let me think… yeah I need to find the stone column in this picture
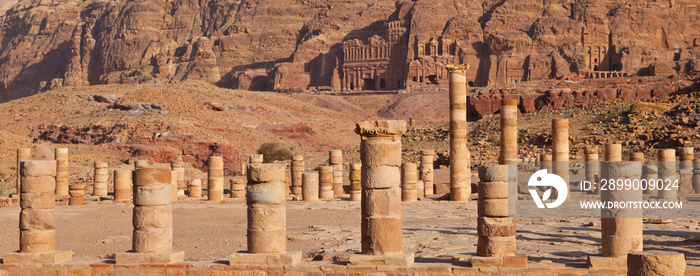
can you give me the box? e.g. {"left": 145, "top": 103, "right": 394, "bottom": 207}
{"left": 302, "top": 172, "right": 319, "bottom": 202}
{"left": 229, "top": 163, "right": 301, "bottom": 265}
{"left": 627, "top": 251, "right": 686, "bottom": 276}
{"left": 350, "top": 163, "right": 362, "bottom": 201}
{"left": 284, "top": 176, "right": 291, "bottom": 196}
{"left": 420, "top": 150, "right": 435, "bottom": 196}
{"left": 93, "top": 162, "right": 109, "bottom": 197}
{"left": 630, "top": 152, "right": 644, "bottom": 162}
{"left": 499, "top": 99, "right": 519, "bottom": 215}
{"left": 247, "top": 163, "right": 285, "bottom": 253}
{"left": 643, "top": 163, "right": 659, "bottom": 197}
{"left": 114, "top": 170, "right": 132, "bottom": 202}
{"left": 54, "top": 148, "right": 69, "bottom": 197}
{"left": 598, "top": 144, "right": 643, "bottom": 259}
{"left": 540, "top": 153, "right": 553, "bottom": 170}
{"left": 318, "top": 166, "right": 334, "bottom": 200}
{"left": 499, "top": 99, "right": 518, "bottom": 165}
{"left": 679, "top": 147, "right": 693, "bottom": 195}
{"left": 171, "top": 170, "right": 178, "bottom": 202}
{"left": 69, "top": 184, "right": 85, "bottom": 206}
{"left": 116, "top": 165, "right": 184, "bottom": 264}
{"left": 693, "top": 159, "right": 700, "bottom": 194}
{"left": 330, "top": 150, "right": 344, "bottom": 196}
{"left": 629, "top": 152, "right": 644, "bottom": 196}
{"left": 538, "top": 153, "right": 553, "bottom": 193}
{"left": 552, "top": 119, "right": 569, "bottom": 186}
{"left": 16, "top": 148, "right": 31, "bottom": 195}
{"left": 447, "top": 64, "right": 470, "bottom": 201}
{"left": 291, "top": 155, "right": 304, "bottom": 197}
{"left": 658, "top": 149, "right": 677, "bottom": 201}
{"left": 416, "top": 179, "right": 425, "bottom": 199}
{"left": 250, "top": 154, "right": 263, "bottom": 164}
{"left": 401, "top": 163, "right": 418, "bottom": 202}
{"left": 474, "top": 165, "right": 524, "bottom": 267}
{"left": 171, "top": 161, "right": 186, "bottom": 197}
{"left": 585, "top": 146, "right": 600, "bottom": 193}
{"left": 350, "top": 120, "right": 412, "bottom": 266}
{"left": 187, "top": 179, "right": 202, "bottom": 198}
{"left": 208, "top": 156, "right": 224, "bottom": 201}
{"left": 241, "top": 162, "right": 247, "bottom": 176}
{"left": 230, "top": 178, "right": 245, "bottom": 198}
{"left": 3, "top": 160, "right": 73, "bottom": 264}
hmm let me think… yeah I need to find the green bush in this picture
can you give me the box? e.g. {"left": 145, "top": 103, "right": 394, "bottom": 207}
{"left": 257, "top": 143, "right": 292, "bottom": 163}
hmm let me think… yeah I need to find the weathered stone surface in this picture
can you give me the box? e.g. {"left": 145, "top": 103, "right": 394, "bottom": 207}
{"left": 187, "top": 179, "right": 202, "bottom": 198}
{"left": 54, "top": 148, "right": 69, "bottom": 197}
{"left": 350, "top": 163, "right": 362, "bottom": 201}
{"left": 246, "top": 181, "right": 286, "bottom": 206}
{"left": 348, "top": 252, "right": 414, "bottom": 267}
{"left": 114, "top": 169, "right": 132, "bottom": 201}
{"left": 246, "top": 163, "right": 288, "bottom": 255}
{"left": 552, "top": 119, "right": 569, "bottom": 185}
{"left": 133, "top": 205, "right": 173, "bottom": 229}
{"left": 448, "top": 66, "right": 470, "bottom": 202}
{"left": 627, "top": 251, "right": 686, "bottom": 276}
{"left": 318, "top": 166, "right": 335, "bottom": 200}
{"left": 291, "top": 155, "right": 304, "bottom": 197}
{"left": 230, "top": 178, "right": 245, "bottom": 199}
{"left": 478, "top": 165, "right": 509, "bottom": 183}
{"left": 478, "top": 181, "right": 509, "bottom": 200}
{"left": 356, "top": 120, "right": 407, "bottom": 260}
{"left": 21, "top": 161, "right": 57, "bottom": 178}
{"left": 302, "top": 172, "right": 319, "bottom": 202}
{"left": 130, "top": 165, "right": 176, "bottom": 258}
{"left": 420, "top": 150, "right": 435, "bottom": 196}
{"left": 16, "top": 148, "right": 31, "bottom": 194}
{"left": 478, "top": 199, "right": 510, "bottom": 217}
{"left": 229, "top": 251, "right": 301, "bottom": 266}
{"left": 115, "top": 251, "right": 184, "bottom": 265}
{"left": 477, "top": 217, "right": 516, "bottom": 237}
{"left": 208, "top": 157, "right": 224, "bottom": 201}
{"left": 2, "top": 250, "right": 73, "bottom": 265}
{"left": 471, "top": 255, "right": 527, "bottom": 268}
{"left": 248, "top": 163, "right": 285, "bottom": 183}
{"left": 477, "top": 236, "right": 516, "bottom": 257}
{"left": 20, "top": 176, "right": 56, "bottom": 194}
{"left": 93, "top": 162, "right": 109, "bottom": 197}
{"left": 362, "top": 166, "right": 401, "bottom": 189}
{"left": 499, "top": 99, "right": 518, "bottom": 165}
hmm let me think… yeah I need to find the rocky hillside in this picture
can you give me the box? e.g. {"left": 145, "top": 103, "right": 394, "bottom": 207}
{"left": 0, "top": 0, "right": 698, "bottom": 102}
{"left": 0, "top": 81, "right": 365, "bottom": 181}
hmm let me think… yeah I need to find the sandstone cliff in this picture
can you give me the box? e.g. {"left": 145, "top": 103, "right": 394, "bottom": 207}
{"left": 0, "top": 0, "right": 698, "bottom": 102}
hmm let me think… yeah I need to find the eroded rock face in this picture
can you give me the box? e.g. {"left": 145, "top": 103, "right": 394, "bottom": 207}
{"left": 0, "top": 0, "right": 698, "bottom": 101}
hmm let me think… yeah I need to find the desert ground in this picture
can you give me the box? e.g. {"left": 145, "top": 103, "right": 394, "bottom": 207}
{"left": 0, "top": 168, "right": 698, "bottom": 270}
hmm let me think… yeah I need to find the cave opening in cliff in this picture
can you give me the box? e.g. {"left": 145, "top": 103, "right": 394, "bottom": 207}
{"left": 363, "top": 78, "right": 375, "bottom": 90}
{"left": 427, "top": 75, "right": 438, "bottom": 84}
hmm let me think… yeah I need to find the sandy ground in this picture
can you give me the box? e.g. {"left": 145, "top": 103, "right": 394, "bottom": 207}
{"left": 0, "top": 169, "right": 698, "bottom": 269}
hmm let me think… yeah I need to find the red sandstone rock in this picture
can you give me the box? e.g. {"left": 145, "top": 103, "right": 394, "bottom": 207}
{"left": 1, "top": 0, "right": 699, "bottom": 101}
